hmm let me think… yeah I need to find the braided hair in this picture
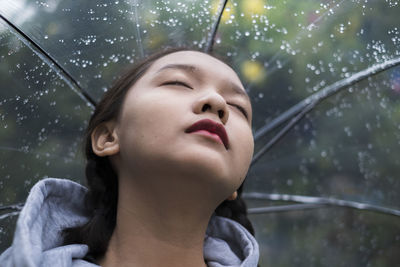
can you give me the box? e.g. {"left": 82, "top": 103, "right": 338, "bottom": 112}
{"left": 62, "top": 47, "right": 255, "bottom": 260}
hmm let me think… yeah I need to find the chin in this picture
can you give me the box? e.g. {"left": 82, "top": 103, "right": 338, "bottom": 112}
{"left": 168, "top": 147, "right": 242, "bottom": 190}
{"left": 130, "top": 141, "right": 246, "bottom": 193}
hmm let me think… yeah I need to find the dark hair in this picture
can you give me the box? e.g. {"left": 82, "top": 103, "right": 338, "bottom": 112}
{"left": 62, "top": 47, "right": 255, "bottom": 261}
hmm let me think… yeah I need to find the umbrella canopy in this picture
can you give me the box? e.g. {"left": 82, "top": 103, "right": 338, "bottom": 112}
{"left": 0, "top": 0, "right": 399, "bottom": 266}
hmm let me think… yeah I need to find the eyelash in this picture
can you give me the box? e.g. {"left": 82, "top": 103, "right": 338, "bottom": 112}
{"left": 229, "top": 103, "right": 248, "bottom": 119}
{"left": 162, "top": 80, "right": 248, "bottom": 119}
{"left": 162, "top": 80, "right": 193, "bottom": 89}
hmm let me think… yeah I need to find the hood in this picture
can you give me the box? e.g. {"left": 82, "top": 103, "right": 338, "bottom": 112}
{"left": 0, "top": 178, "right": 259, "bottom": 267}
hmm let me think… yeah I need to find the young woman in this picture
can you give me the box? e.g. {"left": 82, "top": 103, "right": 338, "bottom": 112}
{"left": 0, "top": 48, "right": 259, "bottom": 266}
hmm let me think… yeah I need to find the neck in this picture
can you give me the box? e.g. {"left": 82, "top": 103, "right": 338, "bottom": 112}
{"left": 99, "top": 170, "right": 219, "bottom": 267}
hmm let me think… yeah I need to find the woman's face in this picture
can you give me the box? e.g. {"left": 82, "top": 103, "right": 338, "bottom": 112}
{"left": 115, "top": 51, "right": 254, "bottom": 196}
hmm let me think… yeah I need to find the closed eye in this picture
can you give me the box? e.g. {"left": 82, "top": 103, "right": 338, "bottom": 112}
{"left": 229, "top": 103, "right": 248, "bottom": 119}
{"left": 162, "top": 80, "right": 193, "bottom": 89}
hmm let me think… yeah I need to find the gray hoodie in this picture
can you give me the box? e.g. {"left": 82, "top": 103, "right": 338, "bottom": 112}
{"left": 0, "top": 178, "right": 259, "bottom": 267}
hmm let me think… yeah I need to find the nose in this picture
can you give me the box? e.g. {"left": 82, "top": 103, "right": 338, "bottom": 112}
{"left": 193, "top": 92, "right": 229, "bottom": 124}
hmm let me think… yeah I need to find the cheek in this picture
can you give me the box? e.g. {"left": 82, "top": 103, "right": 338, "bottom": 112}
{"left": 117, "top": 94, "right": 187, "bottom": 159}
{"left": 241, "top": 133, "right": 254, "bottom": 169}
{"left": 231, "top": 126, "right": 254, "bottom": 180}
{"left": 237, "top": 124, "right": 254, "bottom": 154}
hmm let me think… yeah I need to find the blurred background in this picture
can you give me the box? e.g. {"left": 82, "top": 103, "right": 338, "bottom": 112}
{"left": 0, "top": 0, "right": 399, "bottom": 266}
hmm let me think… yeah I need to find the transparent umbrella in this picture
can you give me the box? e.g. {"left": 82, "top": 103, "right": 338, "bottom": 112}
{"left": 0, "top": 0, "right": 399, "bottom": 266}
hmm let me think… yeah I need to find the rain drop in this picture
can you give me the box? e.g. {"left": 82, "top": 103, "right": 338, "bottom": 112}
{"left": 344, "top": 126, "right": 352, "bottom": 137}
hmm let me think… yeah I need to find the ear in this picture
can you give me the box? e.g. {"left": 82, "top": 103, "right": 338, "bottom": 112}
{"left": 227, "top": 191, "right": 238, "bottom": 201}
{"left": 91, "top": 121, "right": 120, "bottom": 157}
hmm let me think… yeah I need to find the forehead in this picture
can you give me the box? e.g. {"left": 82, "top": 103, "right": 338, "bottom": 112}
{"left": 147, "top": 51, "right": 243, "bottom": 84}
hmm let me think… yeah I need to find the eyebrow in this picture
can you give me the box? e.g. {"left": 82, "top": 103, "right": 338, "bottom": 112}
{"left": 228, "top": 81, "right": 250, "bottom": 101}
{"left": 156, "top": 64, "right": 197, "bottom": 74}
{"left": 156, "top": 63, "right": 250, "bottom": 101}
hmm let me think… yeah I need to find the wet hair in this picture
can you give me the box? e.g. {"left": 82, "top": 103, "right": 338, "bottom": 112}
{"left": 62, "top": 47, "right": 255, "bottom": 261}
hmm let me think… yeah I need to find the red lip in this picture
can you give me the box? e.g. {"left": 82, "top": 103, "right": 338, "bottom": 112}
{"left": 185, "top": 119, "right": 229, "bottom": 149}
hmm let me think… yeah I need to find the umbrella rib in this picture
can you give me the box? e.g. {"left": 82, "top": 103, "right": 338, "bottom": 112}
{"left": 0, "top": 203, "right": 24, "bottom": 212}
{"left": 0, "top": 14, "right": 96, "bottom": 108}
{"left": 254, "top": 56, "right": 400, "bottom": 142}
{"left": 131, "top": 0, "right": 144, "bottom": 58}
{"left": 251, "top": 101, "right": 316, "bottom": 166}
{"left": 2, "top": 196, "right": 398, "bottom": 220}
{"left": 0, "top": 203, "right": 24, "bottom": 220}
{"left": 206, "top": 0, "right": 228, "bottom": 53}
{"left": 0, "top": 211, "right": 21, "bottom": 220}
{"left": 247, "top": 203, "right": 326, "bottom": 214}
{"left": 243, "top": 192, "right": 400, "bottom": 217}
{"left": 0, "top": 145, "right": 85, "bottom": 162}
